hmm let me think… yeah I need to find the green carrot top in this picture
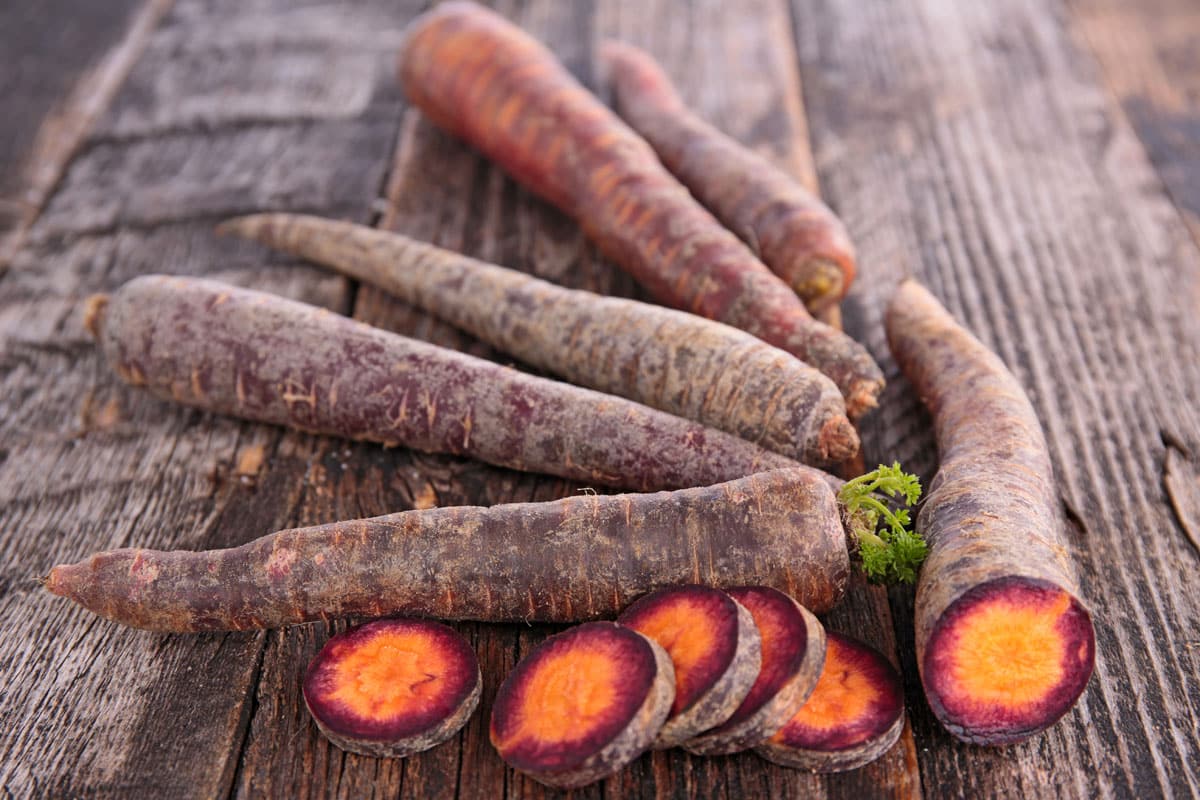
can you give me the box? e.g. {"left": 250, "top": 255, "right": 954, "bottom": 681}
{"left": 838, "top": 462, "right": 927, "bottom": 584}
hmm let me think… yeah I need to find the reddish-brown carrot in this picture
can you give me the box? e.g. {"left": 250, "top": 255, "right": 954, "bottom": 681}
{"left": 602, "top": 42, "right": 856, "bottom": 314}
{"left": 86, "top": 274, "right": 802, "bottom": 492}
{"left": 617, "top": 585, "right": 762, "bottom": 748}
{"left": 303, "top": 618, "right": 481, "bottom": 758}
{"left": 44, "top": 468, "right": 852, "bottom": 632}
{"left": 218, "top": 213, "right": 859, "bottom": 464}
{"left": 885, "top": 279, "right": 1095, "bottom": 745}
{"left": 396, "top": 1, "right": 883, "bottom": 417}
{"left": 490, "top": 621, "right": 674, "bottom": 789}
{"left": 757, "top": 631, "right": 904, "bottom": 772}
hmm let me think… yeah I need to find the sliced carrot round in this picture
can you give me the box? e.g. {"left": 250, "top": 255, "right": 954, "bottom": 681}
{"left": 620, "top": 585, "right": 761, "bottom": 747}
{"left": 303, "top": 618, "right": 481, "bottom": 758}
{"left": 758, "top": 631, "right": 903, "bottom": 772}
{"left": 683, "top": 586, "right": 825, "bottom": 755}
{"left": 922, "top": 576, "right": 1095, "bottom": 744}
{"left": 490, "top": 621, "right": 673, "bottom": 788}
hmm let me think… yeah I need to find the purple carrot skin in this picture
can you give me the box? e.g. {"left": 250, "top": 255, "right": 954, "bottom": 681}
{"left": 86, "top": 275, "right": 800, "bottom": 492}
{"left": 45, "top": 468, "right": 852, "bottom": 632}
{"left": 219, "top": 213, "right": 859, "bottom": 465}
{"left": 885, "top": 280, "right": 1096, "bottom": 745}
{"left": 490, "top": 622, "right": 675, "bottom": 789}
{"left": 303, "top": 618, "right": 481, "bottom": 758}
{"left": 602, "top": 42, "right": 856, "bottom": 315}
{"left": 396, "top": 2, "right": 883, "bottom": 417}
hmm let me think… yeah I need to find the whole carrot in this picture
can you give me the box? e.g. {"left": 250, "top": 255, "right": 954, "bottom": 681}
{"left": 219, "top": 213, "right": 859, "bottom": 465}
{"left": 87, "top": 275, "right": 800, "bottom": 491}
{"left": 602, "top": 42, "right": 856, "bottom": 315}
{"left": 45, "top": 468, "right": 851, "bottom": 631}
{"left": 885, "top": 280, "right": 1095, "bottom": 745}
{"left": 396, "top": 2, "right": 883, "bottom": 417}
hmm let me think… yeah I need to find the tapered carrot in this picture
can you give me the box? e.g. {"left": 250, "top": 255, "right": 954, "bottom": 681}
{"left": 86, "top": 275, "right": 800, "bottom": 492}
{"left": 602, "top": 42, "right": 855, "bottom": 314}
{"left": 885, "top": 280, "right": 1095, "bottom": 745}
{"left": 45, "top": 468, "right": 852, "bottom": 631}
{"left": 219, "top": 213, "right": 858, "bottom": 464}
{"left": 396, "top": 1, "right": 883, "bottom": 417}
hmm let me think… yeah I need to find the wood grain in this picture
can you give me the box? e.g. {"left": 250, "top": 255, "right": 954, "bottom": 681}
{"left": 0, "top": 0, "right": 410, "bottom": 795}
{"left": 793, "top": 0, "right": 1200, "bottom": 796}
{"left": 4, "top": 0, "right": 1200, "bottom": 797}
{"left": 1068, "top": 0, "right": 1200, "bottom": 249}
{"left": 0, "top": 0, "right": 170, "bottom": 271}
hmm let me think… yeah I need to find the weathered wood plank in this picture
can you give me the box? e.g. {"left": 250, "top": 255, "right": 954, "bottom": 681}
{"left": 792, "top": 0, "right": 1200, "bottom": 796}
{"left": 0, "top": 0, "right": 410, "bottom": 796}
{"left": 1068, "top": 0, "right": 1200, "bottom": 249}
{"left": 593, "top": 2, "right": 920, "bottom": 797}
{"left": 0, "top": 0, "right": 169, "bottom": 271}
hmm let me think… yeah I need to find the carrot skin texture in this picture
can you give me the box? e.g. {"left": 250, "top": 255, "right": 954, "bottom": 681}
{"left": 219, "top": 213, "right": 858, "bottom": 465}
{"left": 45, "top": 468, "right": 851, "bottom": 632}
{"left": 602, "top": 42, "right": 856, "bottom": 314}
{"left": 90, "top": 275, "right": 801, "bottom": 492}
{"left": 885, "top": 280, "right": 1096, "bottom": 745}
{"left": 395, "top": 2, "right": 883, "bottom": 417}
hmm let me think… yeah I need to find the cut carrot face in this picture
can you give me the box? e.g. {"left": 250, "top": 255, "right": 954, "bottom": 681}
{"left": 490, "top": 621, "right": 674, "bottom": 788}
{"left": 303, "top": 618, "right": 481, "bottom": 758}
{"left": 758, "top": 631, "right": 904, "bottom": 772}
{"left": 684, "top": 587, "right": 825, "bottom": 755}
{"left": 619, "top": 585, "right": 761, "bottom": 748}
{"left": 885, "top": 280, "right": 1096, "bottom": 744}
{"left": 922, "top": 577, "right": 1095, "bottom": 744}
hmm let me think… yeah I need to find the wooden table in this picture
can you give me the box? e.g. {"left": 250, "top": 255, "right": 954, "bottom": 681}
{"left": 2, "top": 0, "right": 1198, "bottom": 797}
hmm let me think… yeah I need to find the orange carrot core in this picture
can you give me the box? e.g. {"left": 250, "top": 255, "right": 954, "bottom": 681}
{"left": 628, "top": 599, "right": 719, "bottom": 714}
{"left": 942, "top": 589, "right": 1073, "bottom": 712}
{"left": 780, "top": 636, "right": 873, "bottom": 735}
{"left": 496, "top": 646, "right": 622, "bottom": 746}
{"left": 326, "top": 629, "right": 451, "bottom": 721}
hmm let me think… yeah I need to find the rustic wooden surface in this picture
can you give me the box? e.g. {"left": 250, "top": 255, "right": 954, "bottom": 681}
{"left": 1, "top": 0, "right": 1198, "bottom": 797}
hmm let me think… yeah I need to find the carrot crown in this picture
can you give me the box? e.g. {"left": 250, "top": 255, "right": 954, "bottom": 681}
{"left": 838, "top": 463, "right": 926, "bottom": 584}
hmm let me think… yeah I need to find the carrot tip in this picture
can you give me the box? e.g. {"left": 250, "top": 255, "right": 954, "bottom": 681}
{"left": 790, "top": 259, "right": 845, "bottom": 311}
{"left": 82, "top": 294, "right": 110, "bottom": 340}
{"left": 922, "top": 576, "right": 1095, "bottom": 745}
{"left": 818, "top": 415, "right": 860, "bottom": 463}
{"left": 845, "top": 378, "right": 884, "bottom": 420}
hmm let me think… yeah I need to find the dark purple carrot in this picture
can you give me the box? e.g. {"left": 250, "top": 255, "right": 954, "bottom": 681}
{"left": 218, "top": 213, "right": 859, "bottom": 465}
{"left": 396, "top": 1, "right": 883, "bottom": 417}
{"left": 303, "top": 618, "right": 481, "bottom": 758}
{"left": 45, "top": 468, "right": 852, "bottom": 632}
{"left": 683, "top": 586, "right": 826, "bottom": 755}
{"left": 85, "top": 274, "right": 801, "bottom": 492}
{"left": 489, "top": 622, "right": 674, "bottom": 788}
{"left": 602, "top": 42, "right": 856, "bottom": 314}
{"left": 885, "top": 279, "right": 1096, "bottom": 745}
{"left": 618, "top": 585, "right": 762, "bottom": 748}
{"left": 757, "top": 631, "right": 904, "bottom": 772}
